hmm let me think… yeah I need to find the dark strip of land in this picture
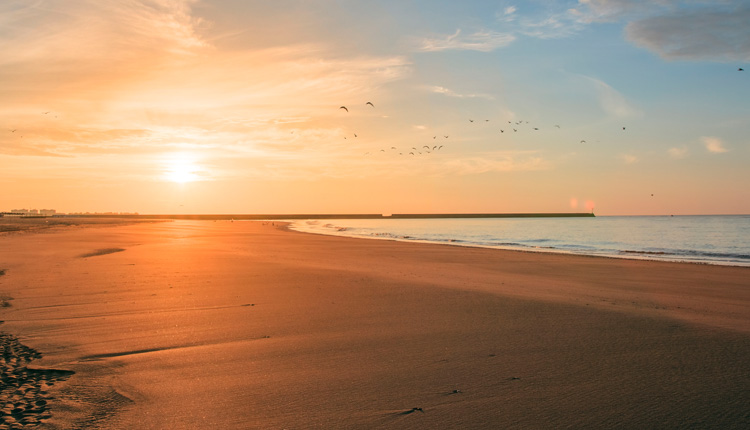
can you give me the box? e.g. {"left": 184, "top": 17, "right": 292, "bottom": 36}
{"left": 46, "top": 212, "right": 595, "bottom": 220}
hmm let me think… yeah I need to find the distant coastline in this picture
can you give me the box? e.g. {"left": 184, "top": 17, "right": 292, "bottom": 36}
{"left": 50, "top": 212, "right": 596, "bottom": 220}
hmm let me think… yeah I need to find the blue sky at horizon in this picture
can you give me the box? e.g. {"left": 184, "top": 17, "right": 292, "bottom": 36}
{"left": 1, "top": 0, "right": 748, "bottom": 215}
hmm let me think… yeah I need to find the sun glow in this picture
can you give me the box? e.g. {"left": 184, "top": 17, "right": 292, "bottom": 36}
{"left": 163, "top": 154, "right": 203, "bottom": 183}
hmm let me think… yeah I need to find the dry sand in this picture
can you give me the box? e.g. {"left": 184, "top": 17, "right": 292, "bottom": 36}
{"left": 0, "top": 219, "right": 748, "bottom": 429}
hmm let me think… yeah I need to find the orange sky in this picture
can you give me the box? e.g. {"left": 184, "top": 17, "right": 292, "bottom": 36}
{"left": 1, "top": 1, "right": 748, "bottom": 215}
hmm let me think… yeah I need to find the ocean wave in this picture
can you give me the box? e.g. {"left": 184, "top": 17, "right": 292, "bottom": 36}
{"left": 622, "top": 250, "right": 670, "bottom": 256}
{"left": 621, "top": 249, "right": 750, "bottom": 261}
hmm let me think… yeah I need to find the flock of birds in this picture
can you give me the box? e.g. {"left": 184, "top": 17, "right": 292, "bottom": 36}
{"left": 337, "top": 101, "right": 626, "bottom": 156}
{"left": 334, "top": 67, "right": 747, "bottom": 158}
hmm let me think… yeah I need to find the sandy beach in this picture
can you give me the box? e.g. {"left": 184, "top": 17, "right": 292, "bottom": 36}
{"left": 1, "top": 219, "right": 748, "bottom": 429}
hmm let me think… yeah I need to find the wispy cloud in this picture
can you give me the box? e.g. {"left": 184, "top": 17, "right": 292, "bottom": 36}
{"left": 436, "top": 151, "right": 550, "bottom": 175}
{"left": 495, "top": 3, "right": 587, "bottom": 39}
{"left": 569, "top": 0, "right": 675, "bottom": 24}
{"left": 702, "top": 136, "right": 729, "bottom": 153}
{"left": 580, "top": 75, "right": 640, "bottom": 118}
{"left": 427, "top": 85, "right": 494, "bottom": 100}
{"left": 417, "top": 29, "right": 516, "bottom": 52}
{"left": 668, "top": 146, "right": 689, "bottom": 159}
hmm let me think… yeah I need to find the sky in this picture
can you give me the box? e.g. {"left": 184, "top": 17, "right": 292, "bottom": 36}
{"left": 1, "top": 0, "right": 748, "bottom": 215}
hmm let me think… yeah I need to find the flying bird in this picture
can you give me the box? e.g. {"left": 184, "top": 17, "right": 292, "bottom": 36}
{"left": 500, "top": 130, "right": 504, "bottom": 133}
{"left": 739, "top": 68, "right": 744, "bottom": 71}
{"left": 366, "top": 101, "right": 374, "bottom": 107}
{"left": 554, "top": 125, "right": 561, "bottom": 128}
{"left": 10, "top": 129, "right": 16, "bottom": 133}
{"left": 580, "top": 140, "right": 586, "bottom": 143}
{"left": 339, "top": 106, "right": 348, "bottom": 112}
{"left": 444, "top": 135, "right": 449, "bottom": 138}
{"left": 469, "top": 119, "right": 474, "bottom": 123}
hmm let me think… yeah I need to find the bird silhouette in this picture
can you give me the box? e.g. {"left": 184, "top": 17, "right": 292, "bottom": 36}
{"left": 739, "top": 68, "right": 745, "bottom": 71}
{"left": 469, "top": 119, "right": 474, "bottom": 123}
{"left": 366, "top": 101, "right": 375, "bottom": 107}
{"left": 339, "top": 106, "right": 348, "bottom": 112}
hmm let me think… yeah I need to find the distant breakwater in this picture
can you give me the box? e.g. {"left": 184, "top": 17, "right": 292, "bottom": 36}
{"left": 61, "top": 213, "right": 595, "bottom": 220}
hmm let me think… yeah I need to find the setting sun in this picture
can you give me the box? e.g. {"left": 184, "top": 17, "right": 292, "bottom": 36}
{"left": 163, "top": 155, "right": 202, "bottom": 183}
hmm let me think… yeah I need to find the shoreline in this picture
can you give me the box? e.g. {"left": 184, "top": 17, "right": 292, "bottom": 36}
{"left": 1, "top": 220, "right": 748, "bottom": 428}
{"left": 291, "top": 221, "right": 750, "bottom": 268}
{"left": 288, "top": 217, "right": 750, "bottom": 268}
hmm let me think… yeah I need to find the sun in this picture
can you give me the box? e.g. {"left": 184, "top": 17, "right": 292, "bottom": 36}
{"left": 163, "top": 155, "right": 203, "bottom": 183}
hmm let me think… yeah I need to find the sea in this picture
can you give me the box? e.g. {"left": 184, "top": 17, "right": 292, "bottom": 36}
{"left": 290, "top": 215, "right": 750, "bottom": 267}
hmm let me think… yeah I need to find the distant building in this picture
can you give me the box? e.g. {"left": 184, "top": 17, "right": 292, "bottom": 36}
{"left": 11, "top": 209, "right": 29, "bottom": 214}
{"left": 39, "top": 209, "right": 56, "bottom": 216}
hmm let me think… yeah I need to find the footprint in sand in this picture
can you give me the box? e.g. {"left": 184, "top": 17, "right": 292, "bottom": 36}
{"left": 0, "top": 333, "right": 75, "bottom": 427}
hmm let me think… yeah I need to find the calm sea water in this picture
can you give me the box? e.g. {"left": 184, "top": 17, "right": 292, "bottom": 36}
{"left": 290, "top": 215, "right": 750, "bottom": 267}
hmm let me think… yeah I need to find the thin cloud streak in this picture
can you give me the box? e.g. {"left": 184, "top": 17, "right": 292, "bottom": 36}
{"left": 417, "top": 29, "right": 516, "bottom": 52}
{"left": 427, "top": 86, "right": 494, "bottom": 100}
{"left": 580, "top": 75, "right": 640, "bottom": 118}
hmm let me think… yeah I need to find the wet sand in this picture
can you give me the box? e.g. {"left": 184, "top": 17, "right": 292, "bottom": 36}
{"left": 0, "top": 219, "right": 748, "bottom": 428}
